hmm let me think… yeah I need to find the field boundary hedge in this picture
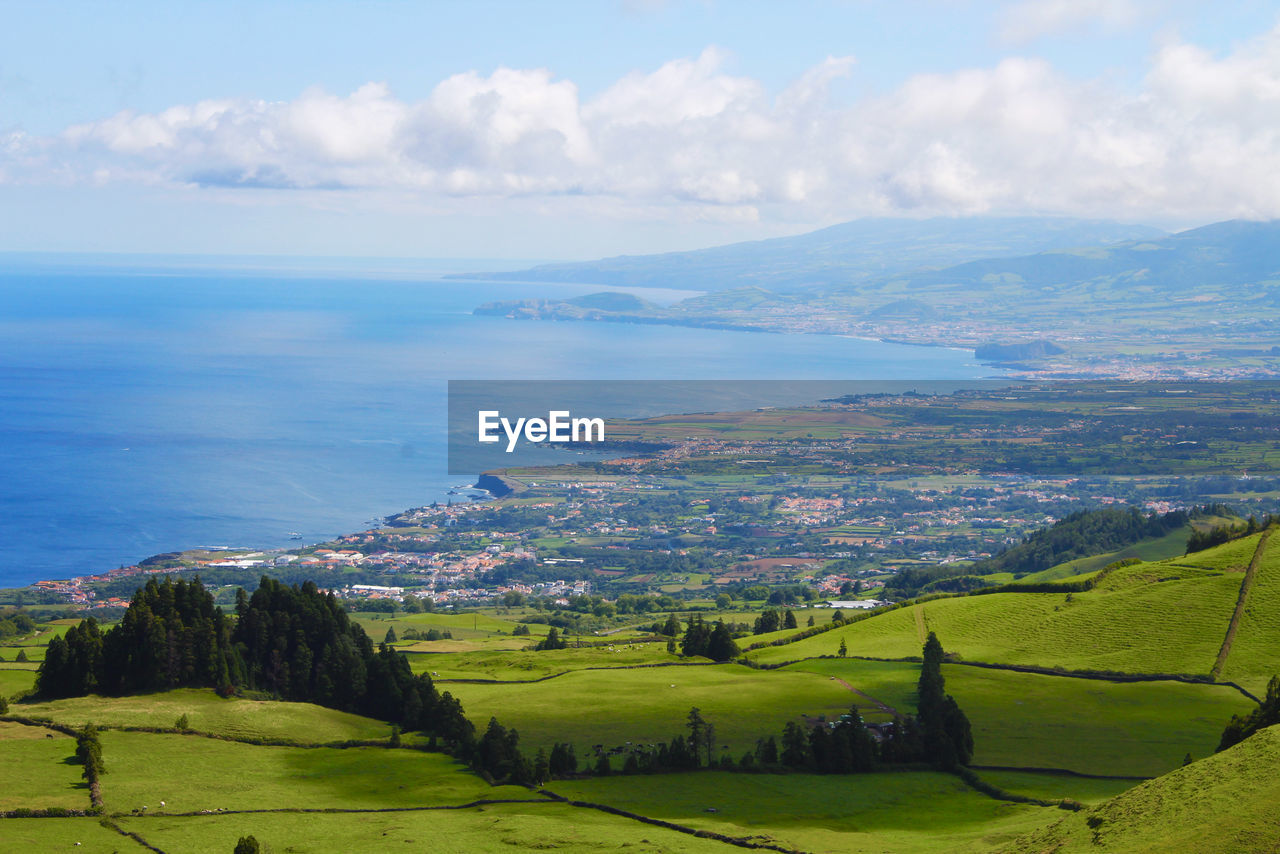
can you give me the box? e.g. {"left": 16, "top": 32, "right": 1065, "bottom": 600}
{"left": 538, "top": 788, "right": 808, "bottom": 854}
{"left": 1211, "top": 528, "right": 1273, "bottom": 679}
{"left": 740, "top": 656, "right": 1261, "bottom": 703}
{"left": 438, "top": 660, "right": 722, "bottom": 685}
{"left": 953, "top": 766, "right": 1082, "bottom": 810}
{"left": 0, "top": 713, "right": 441, "bottom": 752}
{"left": 969, "top": 764, "right": 1150, "bottom": 781}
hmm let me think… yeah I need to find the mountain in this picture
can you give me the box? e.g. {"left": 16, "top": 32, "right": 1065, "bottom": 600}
{"left": 870, "top": 219, "right": 1280, "bottom": 297}
{"left": 449, "top": 217, "right": 1167, "bottom": 293}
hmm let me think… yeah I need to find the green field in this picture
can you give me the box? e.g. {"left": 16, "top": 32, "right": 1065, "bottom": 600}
{"left": 772, "top": 658, "right": 1250, "bottom": 777}
{"left": 943, "top": 666, "right": 1253, "bottom": 776}
{"left": 1, "top": 817, "right": 138, "bottom": 853}
{"left": 749, "top": 567, "right": 1243, "bottom": 678}
{"left": 14, "top": 688, "right": 395, "bottom": 744}
{"left": 97, "top": 731, "right": 526, "bottom": 813}
{"left": 409, "top": 641, "right": 677, "bottom": 681}
{"left": 0, "top": 665, "right": 38, "bottom": 698}
{"left": 116, "top": 802, "right": 732, "bottom": 854}
{"left": 973, "top": 770, "right": 1136, "bottom": 806}
{"left": 0, "top": 720, "right": 87, "bottom": 811}
{"left": 445, "top": 663, "right": 858, "bottom": 754}
{"left": 0, "top": 643, "right": 46, "bottom": 661}
{"left": 777, "top": 657, "right": 922, "bottom": 720}
{"left": 1003, "top": 724, "right": 1280, "bottom": 852}
{"left": 552, "top": 770, "right": 1062, "bottom": 854}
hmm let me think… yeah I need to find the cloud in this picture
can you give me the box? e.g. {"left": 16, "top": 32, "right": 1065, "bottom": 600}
{"left": 8, "top": 29, "right": 1280, "bottom": 224}
{"left": 999, "top": 0, "right": 1148, "bottom": 45}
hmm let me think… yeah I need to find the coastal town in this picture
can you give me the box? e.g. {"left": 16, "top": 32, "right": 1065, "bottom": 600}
{"left": 16, "top": 383, "right": 1279, "bottom": 616}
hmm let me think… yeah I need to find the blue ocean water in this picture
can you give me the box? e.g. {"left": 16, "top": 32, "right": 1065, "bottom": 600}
{"left": 0, "top": 259, "right": 1002, "bottom": 588}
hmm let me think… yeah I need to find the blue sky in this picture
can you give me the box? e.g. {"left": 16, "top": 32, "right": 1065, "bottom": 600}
{"left": 3, "top": 1, "right": 1279, "bottom": 259}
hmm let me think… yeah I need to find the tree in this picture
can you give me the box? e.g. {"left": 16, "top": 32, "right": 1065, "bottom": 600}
{"left": 838, "top": 638, "right": 848, "bottom": 658}
{"left": 234, "top": 836, "right": 261, "bottom": 854}
{"left": 384, "top": 626, "right": 398, "bottom": 644}
{"left": 549, "top": 742, "right": 578, "bottom": 778}
{"left": 536, "top": 627, "right": 567, "bottom": 651}
{"left": 783, "top": 610, "right": 798, "bottom": 629}
{"left": 753, "top": 609, "right": 780, "bottom": 635}
{"left": 916, "top": 632, "right": 973, "bottom": 769}
{"left": 715, "top": 593, "right": 732, "bottom": 610}
{"left": 687, "top": 707, "right": 716, "bottom": 768}
{"left": 15, "top": 649, "right": 28, "bottom": 663}
{"left": 533, "top": 748, "right": 550, "bottom": 784}
{"left": 780, "top": 721, "right": 809, "bottom": 768}
{"left": 680, "top": 616, "right": 712, "bottom": 658}
{"left": 754, "top": 735, "right": 778, "bottom": 765}
{"left": 175, "top": 713, "right": 190, "bottom": 732}
{"left": 706, "top": 621, "right": 739, "bottom": 662}
{"left": 661, "top": 614, "right": 681, "bottom": 637}
{"left": 594, "top": 753, "right": 611, "bottom": 776}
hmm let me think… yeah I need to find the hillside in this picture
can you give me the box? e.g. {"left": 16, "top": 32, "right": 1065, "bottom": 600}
{"left": 452, "top": 217, "right": 1165, "bottom": 293}
{"left": 1002, "top": 724, "right": 1280, "bottom": 853}
{"left": 466, "top": 218, "right": 1280, "bottom": 375}
{"left": 752, "top": 530, "right": 1277, "bottom": 692}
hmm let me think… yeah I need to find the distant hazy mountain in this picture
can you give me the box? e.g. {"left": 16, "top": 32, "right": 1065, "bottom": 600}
{"left": 449, "top": 217, "right": 1167, "bottom": 293}
{"left": 472, "top": 218, "right": 1280, "bottom": 376}
{"left": 870, "top": 219, "right": 1280, "bottom": 296}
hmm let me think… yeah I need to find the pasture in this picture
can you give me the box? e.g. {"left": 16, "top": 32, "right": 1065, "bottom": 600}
{"left": 444, "top": 663, "right": 858, "bottom": 754}
{"left": 14, "top": 688, "right": 394, "bottom": 744}
{"left": 552, "top": 770, "right": 1062, "bottom": 854}
{"left": 96, "top": 731, "right": 524, "bottom": 813}
{"left": 943, "top": 665, "right": 1253, "bottom": 777}
{"left": 116, "top": 802, "right": 733, "bottom": 854}
{"left": 409, "top": 641, "right": 675, "bottom": 681}
{"left": 748, "top": 570, "right": 1243, "bottom": 678}
{"left": 0, "top": 720, "right": 86, "bottom": 811}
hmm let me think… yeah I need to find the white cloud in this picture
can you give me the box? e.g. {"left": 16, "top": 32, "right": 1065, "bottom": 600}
{"left": 8, "top": 27, "right": 1280, "bottom": 224}
{"left": 999, "top": 0, "right": 1148, "bottom": 45}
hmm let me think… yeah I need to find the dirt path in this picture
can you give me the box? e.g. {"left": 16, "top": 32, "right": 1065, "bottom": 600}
{"left": 1211, "top": 528, "right": 1273, "bottom": 680}
{"left": 829, "top": 676, "right": 899, "bottom": 716}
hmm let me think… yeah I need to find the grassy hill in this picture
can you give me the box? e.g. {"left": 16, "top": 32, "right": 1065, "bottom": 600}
{"left": 4, "top": 529, "right": 1277, "bottom": 852}
{"left": 750, "top": 532, "right": 1273, "bottom": 684}
{"left": 1002, "top": 724, "right": 1280, "bottom": 853}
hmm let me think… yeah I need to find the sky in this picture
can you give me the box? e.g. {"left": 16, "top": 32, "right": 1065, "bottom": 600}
{"left": 2, "top": 0, "right": 1279, "bottom": 260}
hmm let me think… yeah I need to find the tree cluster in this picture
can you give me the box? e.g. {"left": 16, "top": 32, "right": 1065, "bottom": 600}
{"left": 1218, "top": 675, "right": 1280, "bottom": 752}
{"left": 1187, "top": 515, "right": 1272, "bottom": 554}
{"left": 0, "top": 609, "right": 36, "bottom": 640}
{"left": 968, "top": 507, "right": 1191, "bottom": 579}
{"left": 39, "top": 577, "right": 237, "bottom": 698}
{"left": 679, "top": 615, "right": 738, "bottom": 661}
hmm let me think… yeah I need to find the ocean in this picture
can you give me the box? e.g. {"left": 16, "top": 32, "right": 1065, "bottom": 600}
{"left": 0, "top": 257, "right": 1003, "bottom": 588}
